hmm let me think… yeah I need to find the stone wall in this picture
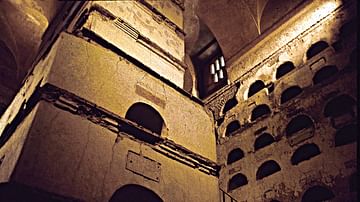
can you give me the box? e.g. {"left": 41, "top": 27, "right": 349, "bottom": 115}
{"left": 209, "top": 0, "right": 357, "bottom": 201}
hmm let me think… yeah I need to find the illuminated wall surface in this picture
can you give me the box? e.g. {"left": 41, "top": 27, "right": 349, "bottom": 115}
{"left": 0, "top": 0, "right": 357, "bottom": 201}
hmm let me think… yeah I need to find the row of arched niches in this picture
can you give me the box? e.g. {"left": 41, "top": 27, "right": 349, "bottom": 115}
{"left": 214, "top": 13, "right": 357, "bottom": 201}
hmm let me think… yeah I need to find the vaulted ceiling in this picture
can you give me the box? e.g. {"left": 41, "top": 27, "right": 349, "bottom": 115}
{"left": 185, "top": 0, "right": 305, "bottom": 62}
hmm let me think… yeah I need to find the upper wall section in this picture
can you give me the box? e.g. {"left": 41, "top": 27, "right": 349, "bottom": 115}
{"left": 74, "top": 1, "right": 186, "bottom": 88}
{"left": 43, "top": 32, "right": 216, "bottom": 161}
{"left": 196, "top": 0, "right": 305, "bottom": 60}
{"left": 227, "top": 0, "right": 345, "bottom": 82}
{"left": 144, "top": 0, "right": 184, "bottom": 29}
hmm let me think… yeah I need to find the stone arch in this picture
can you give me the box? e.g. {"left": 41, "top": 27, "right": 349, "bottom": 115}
{"left": 276, "top": 61, "right": 295, "bottom": 79}
{"left": 324, "top": 94, "right": 356, "bottom": 118}
{"left": 256, "top": 160, "right": 281, "bottom": 180}
{"left": 280, "top": 86, "right": 302, "bottom": 104}
{"left": 335, "top": 124, "right": 357, "bottom": 147}
{"left": 251, "top": 104, "right": 271, "bottom": 121}
{"left": 109, "top": 184, "right": 163, "bottom": 202}
{"left": 227, "top": 148, "right": 244, "bottom": 164}
{"left": 254, "top": 133, "right": 275, "bottom": 151}
{"left": 228, "top": 173, "right": 248, "bottom": 191}
{"left": 286, "top": 115, "right": 314, "bottom": 138}
{"left": 301, "top": 185, "right": 335, "bottom": 202}
{"left": 248, "top": 80, "right": 265, "bottom": 98}
{"left": 306, "top": 41, "right": 329, "bottom": 60}
{"left": 291, "top": 143, "right": 321, "bottom": 165}
{"left": 225, "top": 120, "right": 241, "bottom": 137}
{"left": 312, "top": 65, "right": 338, "bottom": 85}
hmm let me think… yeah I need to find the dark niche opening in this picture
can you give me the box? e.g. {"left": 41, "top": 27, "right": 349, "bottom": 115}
{"left": 276, "top": 61, "right": 295, "bottom": 79}
{"left": 280, "top": 86, "right": 303, "bottom": 104}
{"left": 223, "top": 97, "right": 238, "bottom": 114}
{"left": 286, "top": 115, "right": 314, "bottom": 138}
{"left": 312, "top": 65, "right": 338, "bottom": 85}
{"left": 125, "top": 102, "right": 164, "bottom": 143}
{"left": 109, "top": 184, "right": 163, "bottom": 202}
{"left": 254, "top": 133, "right": 275, "bottom": 151}
{"left": 291, "top": 143, "right": 321, "bottom": 165}
{"left": 324, "top": 94, "right": 355, "bottom": 118}
{"left": 301, "top": 185, "right": 335, "bottom": 202}
{"left": 248, "top": 80, "right": 265, "bottom": 98}
{"left": 335, "top": 124, "right": 357, "bottom": 147}
{"left": 227, "top": 148, "right": 245, "bottom": 164}
{"left": 225, "top": 120, "right": 241, "bottom": 136}
{"left": 306, "top": 41, "right": 329, "bottom": 60}
{"left": 256, "top": 160, "right": 281, "bottom": 180}
{"left": 228, "top": 173, "right": 248, "bottom": 191}
{"left": 251, "top": 104, "right": 271, "bottom": 121}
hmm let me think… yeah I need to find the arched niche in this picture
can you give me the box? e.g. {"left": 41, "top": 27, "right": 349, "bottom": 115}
{"left": 280, "top": 86, "right": 302, "bottom": 104}
{"left": 312, "top": 65, "right": 338, "bottom": 85}
{"left": 126, "top": 102, "right": 164, "bottom": 135}
{"left": 276, "top": 61, "right": 295, "bottom": 79}
{"left": 291, "top": 143, "right": 321, "bottom": 165}
{"left": 256, "top": 160, "right": 281, "bottom": 180}
{"left": 225, "top": 120, "right": 241, "bottom": 137}
{"left": 306, "top": 41, "right": 329, "bottom": 60}
{"left": 228, "top": 173, "right": 248, "bottom": 192}
{"left": 125, "top": 102, "right": 165, "bottom": 144}
{"left": 227, "top": 148, "right": 244, "bottom": 165}
{"left": 251, "top": 104, "right": 271, "bottom": 121}
{"left": 254, "top": 133, "right": 275, "bottom": 151}
{"left": 286, "top": 115, "right": 314, "bottom": 138}
{"left": 248, "top": 80, "right": 265, "bottom": 98}
{"left": 223, "top": 97, "right": 238, "bottom": 115}
{"left": 324, "top": 94, "right": 355, "bottom": 118}
{"left": 335, "top": 124, "right": 357, "bottom": 147}
{"left": 301, "top": 185, "right": 335, "bottom": 202}
{"left": 109, "top": 184, "right": 163, "bottom": 202}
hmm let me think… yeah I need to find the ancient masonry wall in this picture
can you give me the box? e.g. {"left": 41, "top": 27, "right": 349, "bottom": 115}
{"left": 0, "top": 1, "right": 220, "bottom": 201}
{"left": 205, "top": 0, "right": 357, "bottom": 201}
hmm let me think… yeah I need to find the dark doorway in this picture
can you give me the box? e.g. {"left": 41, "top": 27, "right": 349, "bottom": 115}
{"left": 109, "top": 184, "right": 163, "bottom": 202}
